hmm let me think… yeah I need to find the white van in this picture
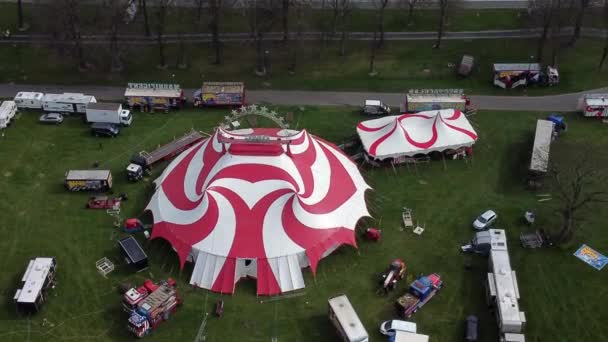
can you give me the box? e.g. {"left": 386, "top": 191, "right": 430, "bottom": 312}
{"left": 0, "top": 101, "right": 18, "bottom": 129}
{"left": 328, "top": 295, "right": 369, "bottom": 342}
{"left": 13, "top": 92, "right": 44, "bottom": 109}
{"left": 380, "top": 320, "right": 418, "bottom": 336}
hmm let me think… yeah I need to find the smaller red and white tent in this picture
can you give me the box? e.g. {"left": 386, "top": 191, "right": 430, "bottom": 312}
{"left": 356, "top": 109, "right": 478, "bottom": 160}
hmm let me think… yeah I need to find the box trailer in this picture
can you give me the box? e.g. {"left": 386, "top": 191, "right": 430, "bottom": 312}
{"left": 390, "top": 331, "right": 430, "bottom": 342}
{"left": 124, "top": 83, "right": 185, "bottom": 112}
{"left": 13, "top": 92, "right": 44, "bottom": 109}
{"left": 485, "top": 230, "right": 527, "bottom": 336}
{"left": 328, "top": 295, "right": 369, "bottom": 342}
{"left": 193, "top": 82, "right": 245, "bottom": 107}
{"left": 578, "top": 94, "right": 608, "bottom": 117}
{"left": 42, "top": 93, "right": 97, "bottom": 114}
{"left": 65, "top": 170, "right": 112, "bottom": 192}
{"left": 86, "top": 102, "right": 132, "bottom": 126}
{"left": 14, "top": 257, "right": 57, "bottom": 314}
{"left": 0, "top": 101, "right": 18, "bottom": 129}
{"left": 527, "top": 120, "right": 554, "bottom": 188}
{"left": 493, "top": 64, "right": 558, "bottom": 89}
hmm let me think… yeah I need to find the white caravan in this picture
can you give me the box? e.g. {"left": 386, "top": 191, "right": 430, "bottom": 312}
{"left": 13, "top": 92, "right": 44, "bottom": 109}
{"left": 328, "top": 295, "right": 369, "bottom": 342}
{"left": 42, "top": 93, "right": 97, "bottom": 114}
{"left": 0, "top": 101, "right": 18, "bottom": 129}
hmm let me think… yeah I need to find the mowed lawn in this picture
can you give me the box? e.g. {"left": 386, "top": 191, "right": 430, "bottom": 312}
{"left": 0, "top": 107, "right": 606, "bottom": 342}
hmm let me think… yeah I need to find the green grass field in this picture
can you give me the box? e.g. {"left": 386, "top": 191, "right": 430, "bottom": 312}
{"left": 0, "top": 107, "right": 606, "bottom": 342}
{"left": 2, "top": 38, "right": 608, "bottom": 95}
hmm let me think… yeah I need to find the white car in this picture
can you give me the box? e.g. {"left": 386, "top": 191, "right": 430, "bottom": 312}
{"left": 379, "top": 320, "right": 417, "bottom": 336}
{"left": 39, "top": 113, "right": 64, "bottom": 124}
{"left": 473, "top": 210, "right": 497, "bottom": 230}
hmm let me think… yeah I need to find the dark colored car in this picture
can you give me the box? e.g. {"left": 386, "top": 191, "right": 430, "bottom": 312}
{"left": 91, "top": 122, "right": 120, "bottom": 137}
{"left": 465, "top": 315, "right": 478, "bottom": 341}
{"left": 39, "top": 113, "right": 64, "bottom": 124}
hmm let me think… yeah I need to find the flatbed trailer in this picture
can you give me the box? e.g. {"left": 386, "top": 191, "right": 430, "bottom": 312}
{"left": 131, "top": 131, "right": 204, "bottom": 168}
{"left": 396, "top": 274, "right": 442, "bottom": 318}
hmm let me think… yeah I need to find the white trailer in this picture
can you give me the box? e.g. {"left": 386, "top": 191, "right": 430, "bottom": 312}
{"left": 14, "top": 257, "right": 57, "bottom": 313}
{"left": 577, "top": 94, "right": 608, "bottom": 117}
{"left": 0, "top": 101, "right": 18, "bottom": 129}
{"left": 328, "top": 295, "right": 369, "bottom": 342}
{"left": 391, "top": 330, "right": 430, "bottom": 342}
{"left": 86, "top": 102, "right": 132, "bottom": 126}
{"left": 13, "top": 92, "right": 44, "bottom": 109}
{"left": 42, "top": 93, "right": 97, "bottom": 114}
{"left": 403, "top": 89, "right": 470, "bottom": 113}
{"left": 485, "top": 229, "right": 527, "bottom": 339}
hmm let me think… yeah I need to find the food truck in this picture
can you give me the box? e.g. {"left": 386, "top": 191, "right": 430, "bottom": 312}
{"left": 193, "top": 82, "right": 245, "bottom": 107}
{"left": 578, "top": 94, "right": 608, "bottom": 117}
{"left": 493, "top": 63, "right": 559, "bottom": 89}
{"left": 124, "top": 83, "right": 186, "bottom": 112}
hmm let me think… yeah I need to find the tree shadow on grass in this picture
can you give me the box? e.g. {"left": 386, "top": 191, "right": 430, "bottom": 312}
{"left": 496, "top": 132, "right": 534, "bottom": 195}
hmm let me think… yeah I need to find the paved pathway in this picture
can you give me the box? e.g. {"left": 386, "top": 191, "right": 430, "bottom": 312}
{"left": 2, "top": 83, "right": 607, "bottom": 111}
{"left": 2, "top": 28, "right": 606, "bottom": 45}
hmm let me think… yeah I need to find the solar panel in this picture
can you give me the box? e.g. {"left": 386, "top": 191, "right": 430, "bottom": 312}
{"left": 119, "top": 236, "right": 147, "bottom": 263}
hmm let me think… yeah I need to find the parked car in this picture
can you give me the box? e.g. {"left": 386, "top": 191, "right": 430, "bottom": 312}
{"left": 465, "top": 315, "right": 479, "bottom": 341}
{"left": 39, "top": 113, "right": 63, "bottom": 125}
{"left": 91, "top": 122, "right": 120, "bottom": 137}
{"left": 379, "top": 320, "right": 417, "bottom": 336}
{"left": 472, "top": 210, "right": 497, "bottom": 230}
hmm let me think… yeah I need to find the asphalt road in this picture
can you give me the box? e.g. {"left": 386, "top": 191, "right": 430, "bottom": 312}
{"left": 2, "top": 83, "right": 607, "bottom": 111}
{"left": 1, "top": 28, "right": 606, "bottom": 45}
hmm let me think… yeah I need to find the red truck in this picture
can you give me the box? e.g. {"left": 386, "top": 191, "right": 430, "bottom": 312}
{"left": 396, "top": 273, "right": 442, "bottom": 318}
{"left": 123, "top": 279, "right": 181, "bottom": 338}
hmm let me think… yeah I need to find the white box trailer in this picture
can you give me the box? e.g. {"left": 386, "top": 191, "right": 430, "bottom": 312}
{"left": 485, "top": 230, "right": 527, "bottom": 335}
{"left": 577, "top": 94, "right": 608, "bottom": 117}
{"left": 328, "top": 295, "right": 369, "bottom": 342}
{"left": 13, "top": 92, "right": 44, "bottom": 109}
{"left": 86, "top": 102, "right": 132, "bottom": 126}
{"left": 0, "top": 101, "right": 18, "bottom": 129}
{"left": 42, "top": 93, "right": 97, "bottom": 114}
{"left": 14, "top": 257, "right": 57, "bottom": 313}
{"left": 391, "top": 330, "right": 430, "bottom": 342}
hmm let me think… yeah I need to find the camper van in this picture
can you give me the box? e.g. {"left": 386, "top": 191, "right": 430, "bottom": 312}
{"left": 13, "top": 92, "right": 44, "bottom": 109}
{"left": 0, "top": 101, "right": 18, "bottom": 129}
{"left": 328, "top": 295, "right": 369, "bottom": 342}
{"left": 42, "top": 93, "right": 97, "bottom": 114}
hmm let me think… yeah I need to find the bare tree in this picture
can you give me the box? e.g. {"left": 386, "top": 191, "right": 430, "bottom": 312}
{"left": 369, "top": 30, "right": 378, "bottom": 75}
{"left": 155, "top": 0, "right": 172, "bottom": 68}
{"left": 434, "top": 0, "right": 448, "bottom": 48}
{"left": 282, "top": 0, "right": 290, "bottom": 41}
{"left": 50, "top": 0, "right": 87, "bottom": 70}
{"left": 288, "top": 0, "right": 311, "bottom": 73}
{"left": 569, "top": 0, "right": 590, "bottom": 46}
{"left": 208, "top": 0, "right": 229, "bottom": 65}
{"left": 329, "top": 0, "right": 354, "bottom": 56}
{"left": 141, "top": 0, "right": 151, "bottom": 36}
{"left": 17, "top": 0, "right": 27, "bottom": 31}
{"left": 374, "top": 0, "right": 390, "bottom": 48}
{"left": 196, "top": 0, "right": 205, "bottom": 22}
{"left": 404, "top": 0, "right": 428, "bottom": 26}
{"left": 550, "top": 156, "right": 608, "bottom": 244}
{"left": 529, "top": 0, "right": 558, "bottom": 62}
{"left": 103, "top": 0, "right": 128, "bottom": 72}
{"left": 244, "top": 0, "right": 280, "bottom": 75}
{"left": 599, "top": 0, "right": 608, "bottom": 69}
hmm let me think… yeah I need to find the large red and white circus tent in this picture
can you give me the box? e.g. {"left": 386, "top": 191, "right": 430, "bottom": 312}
{"left": 145, "top": 126, "right": 370, "bottom": 295}
{"left": 357, "top": 109, "right": 478, "bottom": 160}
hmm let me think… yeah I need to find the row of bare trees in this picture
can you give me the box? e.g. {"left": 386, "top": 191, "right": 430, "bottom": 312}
{"left": 14, "top": 0, "right": 608, "bottom": 74}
